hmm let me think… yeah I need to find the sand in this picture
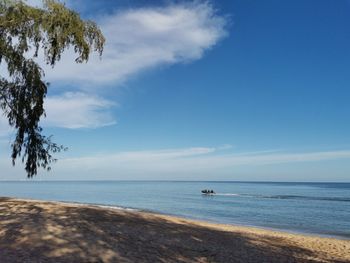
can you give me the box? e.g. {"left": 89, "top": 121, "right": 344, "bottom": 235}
{"left": 0, "top": 197, "right": 349, "bottom": 263}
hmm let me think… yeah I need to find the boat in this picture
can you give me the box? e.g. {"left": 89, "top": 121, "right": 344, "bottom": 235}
{"left": 201, "top": 189, "right": 215, "bottom": 195}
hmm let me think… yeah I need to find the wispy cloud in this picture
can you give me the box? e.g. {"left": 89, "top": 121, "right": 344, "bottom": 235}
{"left": 50, "top": 148, "right": 350, "bottom": 178}
{"left": 0, "top": 92, "right": 116, "bottom": 133}
{"left": 1, "top": 146, "right": 350, "bottom": 180}
{"left": 63, "top": 148, "right": 350, "bottom": 166}
{"left": 42, "top": 92, "right": 116, "bottom": 129}
{"left": 67, "top": 146, "right": 219, "bottom": 163}
{"left": 40, "top": 2, "right": 228, "bottom": 86}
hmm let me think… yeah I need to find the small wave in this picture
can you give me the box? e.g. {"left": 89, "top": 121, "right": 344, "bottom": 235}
{"left": 262, "top": 195, "right": 350, "bottom": 202}
{"left": 95, "top": 204, "right": 137, "bottom": 211}
{"left": 213, "top": 193, "right": 350, "bottom": 202}
{"left": 53, "top": 200, "right": 138, "bottom": 212}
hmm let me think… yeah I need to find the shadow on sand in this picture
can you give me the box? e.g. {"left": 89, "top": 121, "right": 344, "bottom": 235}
{"left": 0, "top": 197, "right": 347, "bottom": 263}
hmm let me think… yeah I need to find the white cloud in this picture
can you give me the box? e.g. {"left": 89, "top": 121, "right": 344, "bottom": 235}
{"left": 0, "top": 92, "right": 116, "bottom": 133}
{"left": 0, "top": 1, "right": 227, "bottom": 132}
{"left": 41, "top": 2, "right": 228, "bottom": 85}
{"left": 42, "top": 92, "right": 116, "bottom": 129}
{"left": 1, "top": 2, "right": 227, "bottom": 132}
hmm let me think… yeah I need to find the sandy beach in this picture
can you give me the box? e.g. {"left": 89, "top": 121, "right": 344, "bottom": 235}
{"left": 0, "top": 197, "right": 349, "bottom": 263}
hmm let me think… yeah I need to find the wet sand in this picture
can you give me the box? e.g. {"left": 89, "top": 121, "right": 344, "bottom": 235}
{"left": 0, "top": 197, "right": 349, "bottom": 263}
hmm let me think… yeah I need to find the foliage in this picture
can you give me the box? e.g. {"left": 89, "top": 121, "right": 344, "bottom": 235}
{"left": 0, "top": 0, "right": 105, "bottom": 177}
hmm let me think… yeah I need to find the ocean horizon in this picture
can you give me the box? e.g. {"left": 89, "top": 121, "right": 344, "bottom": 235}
{"left": 1, "top": 180, "right": 349, "bottom": 239}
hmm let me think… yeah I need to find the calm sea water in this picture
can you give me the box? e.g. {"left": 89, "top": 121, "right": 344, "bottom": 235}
{"left": 0, "top": 181, "right": 349, "bottom": 239}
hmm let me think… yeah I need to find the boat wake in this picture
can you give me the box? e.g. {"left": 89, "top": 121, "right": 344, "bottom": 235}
{"left": 210, "top": 193, "right": 350, "bottom": 202}
{"left": 214, "top": 193, "right": 240, "bottom": 196}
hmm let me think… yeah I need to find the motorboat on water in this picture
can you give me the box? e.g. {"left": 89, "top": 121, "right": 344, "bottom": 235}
{"left": 201, "top": 189, "right": 215, "bottom": 195}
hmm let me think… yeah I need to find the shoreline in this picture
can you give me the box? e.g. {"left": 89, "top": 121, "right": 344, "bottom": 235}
{"left": 0, "top": 197, "right": 349, "bottom": 262}
{"left": 5, "top": 196, "right": 350, "bottom": 241}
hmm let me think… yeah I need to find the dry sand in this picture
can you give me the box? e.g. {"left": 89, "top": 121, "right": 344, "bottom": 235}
{"left": 0, "top": 197, "right": 349, "bottom": 263}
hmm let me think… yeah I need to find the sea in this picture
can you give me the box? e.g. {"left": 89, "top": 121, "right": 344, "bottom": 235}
{"left": 0, "top": 181, "right": 349, "bottom": 239}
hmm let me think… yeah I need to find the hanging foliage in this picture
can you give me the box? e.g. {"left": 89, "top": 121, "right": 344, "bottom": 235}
{"left": 0, "top": 0, "right": 105, "bottom": 177}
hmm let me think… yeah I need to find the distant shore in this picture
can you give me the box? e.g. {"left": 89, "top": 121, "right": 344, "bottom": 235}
{"left": 0, "top": 197, "right": 349, "bottom": 263}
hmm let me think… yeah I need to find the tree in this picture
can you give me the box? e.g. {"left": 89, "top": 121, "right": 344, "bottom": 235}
{"left": 0, "top": 0, "right": 105, "bottom": 177}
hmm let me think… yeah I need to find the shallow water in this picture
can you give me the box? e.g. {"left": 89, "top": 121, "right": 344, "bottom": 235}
{"left": 0, "top": 181, "right": 349, "bottom": 238}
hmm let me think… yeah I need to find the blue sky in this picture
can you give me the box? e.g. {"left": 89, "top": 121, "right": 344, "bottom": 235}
{"left": 1, "top": 0, "right": 350, "bottom": 181}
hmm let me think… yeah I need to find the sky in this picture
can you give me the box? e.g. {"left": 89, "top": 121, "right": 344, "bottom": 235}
{"left": 1, "top": 0, "right": 350, "bottom": 181}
